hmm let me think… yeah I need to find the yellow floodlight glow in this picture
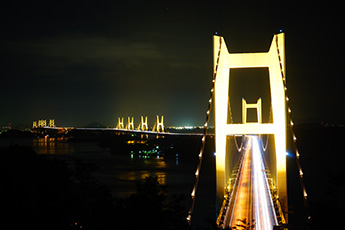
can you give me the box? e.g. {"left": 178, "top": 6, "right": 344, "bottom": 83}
{"left": 116, "top": 117, "right": 124, "bottom": 129}
{"left": 152, "top": 115, "right": 164, "bottom": 132}
{"left": 126, "top": 117, "right": 134, "bottom": 130}
{"left": 214, "top": 33, "right": 288, "bottom": 220}
{"left": 49, "top": 119, "right": 55, "bottom": 128}
{"left": 137, "top": 116, "right": 148, "bottom": 131}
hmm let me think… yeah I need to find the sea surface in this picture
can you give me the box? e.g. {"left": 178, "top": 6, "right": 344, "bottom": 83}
{"left": 0, "top": 137, "right": 217, "bottom": 229}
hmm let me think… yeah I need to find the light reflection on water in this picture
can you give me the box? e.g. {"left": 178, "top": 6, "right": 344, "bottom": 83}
{"left": 0, "top": 137, "right": 195, "bottom": 198}
{"left": 124, "top": 157, "right": 168, "bottom": 185}
{"left": 30, "top": 138, "right": 193, "bottom": 197}
{"left": 117, "top": 170, "right": 167, "bottom": 186}
{"left": 32, "top": 137, "right": 73, "bottom": 154}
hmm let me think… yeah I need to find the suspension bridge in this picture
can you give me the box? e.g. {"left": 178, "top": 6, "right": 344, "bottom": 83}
{"left": 187, "top": 32, "right": 310, "bottom": 229}
{"left": 32, "top": 115, "right": 169, "bottom": 135}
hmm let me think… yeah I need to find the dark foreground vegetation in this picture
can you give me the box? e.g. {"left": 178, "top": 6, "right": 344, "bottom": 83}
{"left": 0, "top": 145, "right": 190, "bottom": 230}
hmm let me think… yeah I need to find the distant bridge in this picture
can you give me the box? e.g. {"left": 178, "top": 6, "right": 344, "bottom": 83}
{"left": 116, "top": 115, "right": 165, "bottom": 132}
{"left": 32, "top": 116, "right": 207, "bottom": 137}
{"left": 33, "top": 115, "right": 166, "bottom": 133}
{"left": 32, "top": 126, "right": 206, "bottom": 137}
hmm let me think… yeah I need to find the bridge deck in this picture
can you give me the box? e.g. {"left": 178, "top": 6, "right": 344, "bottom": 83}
{"left": 220, "top": 136, "right": 278, "bottom": 229}
{"left": 36, "top": 127, "right": 205, "bottom": 136}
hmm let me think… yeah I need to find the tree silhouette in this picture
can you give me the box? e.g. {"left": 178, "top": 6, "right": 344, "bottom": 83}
{"left": 114, "top": 176, "right": 190, "bottom": 230}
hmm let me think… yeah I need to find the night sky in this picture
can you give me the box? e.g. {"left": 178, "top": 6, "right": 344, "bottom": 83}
{"left": 1, "top": 1, "right": 343, "bottom": 127}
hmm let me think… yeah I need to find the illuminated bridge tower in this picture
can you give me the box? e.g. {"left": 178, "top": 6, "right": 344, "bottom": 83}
{"left": 137, "top": 116, "right": 148, "bottom": 131}
{"left": 214, "top": 33, "right": 288, "bottom": 219}
{"left": 38, "top": 120, "right": 47, "bottom": 128}
{"left": 116, "top": 117, "right": 124, "bottom": 129}
{"left": 49, "top": 119, "right": 55, "bottom": 128}
{"left": 126, "top": 117, "right": 135, "bottom": 130}
{"left": 152, "top": 115, "right": 164, "bottom": 132}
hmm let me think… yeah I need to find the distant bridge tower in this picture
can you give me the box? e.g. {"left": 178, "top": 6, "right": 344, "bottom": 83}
{"left": 152, "top": 115, "right": 164, "bottom": 132}
{"left": 38, "top": 120, "right": 47, "bottom": 127}
{"left": 126, "top": 117, "right": 135, "bottom": 130}
{"left": 116, "top": 117, "right": 124, "bottom": 129}
{"left": 137, "top": 116, "right": 148, "bottom": 131}
{"left": 33, "top": 121, "right": 37, "bottom": 128}
{"left": 49, "top": 119, "right": 55, "bottom": 128}
{"left": 214, "top": 33, "right": 288, "bottom": 218}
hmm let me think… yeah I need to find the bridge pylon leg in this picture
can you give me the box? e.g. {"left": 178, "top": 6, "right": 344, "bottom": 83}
{"left": 116, "top": 117, "right": 124, "bottom": 129}
{"left": 126, "top": 117, "right": 134, "bottom": 130}
{"left": 152, "top": 115, "right": 164, "bottom": 133}
{"left": 137, "top": 116, "right": 148, "bottom": 131}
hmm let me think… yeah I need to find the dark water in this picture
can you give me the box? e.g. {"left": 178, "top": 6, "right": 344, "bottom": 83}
{"left": 3, "top": 129, "right": 325, "bottom": 229}
{"left": 1, "top": 137, "right": 195, "bottom": 196}
{"left": 0, "top": 137, "right": 217, "bottom": 229}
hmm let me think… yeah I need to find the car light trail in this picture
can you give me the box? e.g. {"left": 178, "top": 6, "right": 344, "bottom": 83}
{"left": 228, "top": 138, "right": 252, "bottom": 228}
{"left": 252, "top": 136, "right": 278, "bottom": 230}
{"left": 226, "top": 136, "right": 278, "bottom": 229}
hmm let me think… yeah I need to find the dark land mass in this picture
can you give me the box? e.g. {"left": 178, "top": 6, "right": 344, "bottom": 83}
{"left": 0, "top": 129, "right": 36, "bottom": 138}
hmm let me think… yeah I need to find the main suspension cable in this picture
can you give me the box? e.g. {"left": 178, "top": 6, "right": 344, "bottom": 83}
{"left": 187, "top": 36, "right": 222, "bottom": 225}
{"left": 275, "top": 35, "right": 312, "bottom": 222}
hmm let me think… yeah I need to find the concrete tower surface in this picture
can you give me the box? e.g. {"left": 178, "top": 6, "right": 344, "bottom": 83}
{"left": 126, "top": 117, "right": 134, "bottom": 130}
{"left": 214, "top": 33, "right": 287, "bottom": 218}
{"left": 116, "top": 117, "right": 124, "bottom": 129}
{"left": 152, "top": 115, "right": 164, "bottom": 132}
{"left": 49, "top": 119, "right": 55, "bottom": 128}
{"left": 137, "top": 116, "right": 148, "bottom": 131}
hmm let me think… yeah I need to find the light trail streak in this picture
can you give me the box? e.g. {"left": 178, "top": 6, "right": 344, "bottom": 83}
{"left": 229, "top": 139, "right": 252, "bottom": 228}
{"left": 227, "top": 136, "right": 278, "bottom": 229}
{"left": 252, "top": 136, "right": 278, "bottom": 229}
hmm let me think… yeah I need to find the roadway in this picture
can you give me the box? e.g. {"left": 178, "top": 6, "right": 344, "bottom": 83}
{"left": 225, "top": 136, "right": 278, "bottom": 229}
